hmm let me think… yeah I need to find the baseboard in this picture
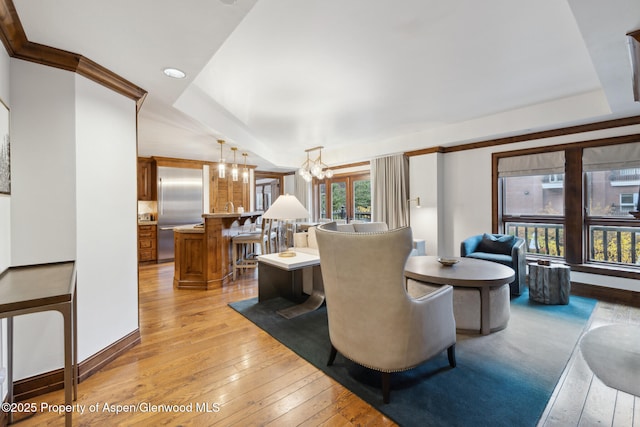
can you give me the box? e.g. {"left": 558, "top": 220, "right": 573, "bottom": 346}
{"left": 571, "top": 281, "right": 640, "bottom": 308}
{"left": 13, "top": 329, "right": 141, "bottom": 402}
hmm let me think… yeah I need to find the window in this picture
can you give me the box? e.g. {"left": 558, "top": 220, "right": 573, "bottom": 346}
{"left": 620, "top": 192, "right": 639, "bottom": 212}
{"left": 499, "top": 151, "right": 565, "bottom": 257}
{"left": 495, "top": 140, "right": 640, "bottom": 273}
{"left": 584, "top": 143, "right": 640, "bottom": 266}
{"left": 313, "top": 172, "right": 371, "bottom": 222}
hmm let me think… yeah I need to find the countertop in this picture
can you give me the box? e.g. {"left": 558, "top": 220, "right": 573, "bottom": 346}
{"left": 202, "top": 211, "right": 263, "bottom": 218}
{"left": 173, "top": 224, "right": 205, "bottom": 233}
{"left": 138, "top": 220, "right": 158, "bottom": 225}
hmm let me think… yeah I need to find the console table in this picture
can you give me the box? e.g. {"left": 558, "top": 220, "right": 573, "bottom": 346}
{"left": 0, "top": 261, "right": 77, "bottom": 426}
{"left": 257, "top": 251, "right": 323, "bottom": 319}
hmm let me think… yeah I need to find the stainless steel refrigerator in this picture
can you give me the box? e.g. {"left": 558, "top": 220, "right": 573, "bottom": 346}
{"left": 157, "top": 166, "right": 204, "bottom": 262}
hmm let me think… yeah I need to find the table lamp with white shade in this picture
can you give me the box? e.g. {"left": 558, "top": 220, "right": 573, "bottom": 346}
{"left": 263, "top": 194, "right": 310, "bottom": 257}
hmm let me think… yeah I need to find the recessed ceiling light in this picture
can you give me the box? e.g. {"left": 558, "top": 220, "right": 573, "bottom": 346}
{"left": 163, "top": 67, "right": 186, "bottom": 79}
{"left": 219, "top": 0, "right": 237, "bottom": 4}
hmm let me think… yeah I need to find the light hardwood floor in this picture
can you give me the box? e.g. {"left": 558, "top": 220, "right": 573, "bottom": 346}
{"left": 16, "top": 263, "right": 395, "bottom": 426}
{"left": 13, "top": 262, "right": 640, "bottom": 426}
{"left": 538, "top": 300, "right": 640, "bottom": 427}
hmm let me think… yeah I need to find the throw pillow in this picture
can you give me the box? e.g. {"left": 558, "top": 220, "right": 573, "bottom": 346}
{"left": 293, "top": 232, "right": 308, "bottom": 248}
{"left": 477, "top": 233, "right": 515, "bottom": 255}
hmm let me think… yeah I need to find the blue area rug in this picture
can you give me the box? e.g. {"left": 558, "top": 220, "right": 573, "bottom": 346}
{"left": 229, "top": 290, "right": 596, "bottom": 427}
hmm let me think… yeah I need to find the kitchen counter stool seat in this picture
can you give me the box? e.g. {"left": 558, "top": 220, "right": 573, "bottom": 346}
{"left": 232, "top": 218, "right": 276, "bottom": 280}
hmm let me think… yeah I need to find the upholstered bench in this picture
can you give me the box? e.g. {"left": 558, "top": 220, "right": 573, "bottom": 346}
{"left": 406, "top": 279, "right": 511, "bottom": 334}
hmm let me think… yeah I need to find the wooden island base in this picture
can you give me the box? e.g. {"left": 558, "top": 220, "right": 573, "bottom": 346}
{"left": 173, "top": 212, "right": 262, "bottom": 290}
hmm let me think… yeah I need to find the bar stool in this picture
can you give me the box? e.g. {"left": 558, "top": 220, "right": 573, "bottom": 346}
{"left": 232, "top": 218, "right": 277, "bottom": 280}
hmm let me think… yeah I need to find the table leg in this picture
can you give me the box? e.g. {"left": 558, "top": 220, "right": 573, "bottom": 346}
{"left": 73, "top": 289, "right": 78, "bottom": 401}
{"left": 277, "top": 266, "right": 325, "bottom": 319}
{"left": 480, "top": 287, "right": 490, "bottom": 335}
{"left": 7, "top": 317, "right": 13, "bottom": 425}
{"left": 62, "top": 305, "right": 72, "bottom": 427}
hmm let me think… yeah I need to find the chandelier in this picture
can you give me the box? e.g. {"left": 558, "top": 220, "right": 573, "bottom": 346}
{"left": 298, "top": 146, "right": 333, "bottom": 182}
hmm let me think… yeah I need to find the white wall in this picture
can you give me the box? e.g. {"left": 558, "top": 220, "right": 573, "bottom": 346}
{"left": 10, "top": 60, "right": 76, "bottom": 265}
{"left": 75, "top": 75, "right": 138, "bottom": 360}
{"left": 10, "top": 60, "right": 76, "bottom": 378}
{"left": 409, "top": 152, "right": 443, "bottom": 255}
{"left": 8, "top": 59, "right": 139, "bottom": 379}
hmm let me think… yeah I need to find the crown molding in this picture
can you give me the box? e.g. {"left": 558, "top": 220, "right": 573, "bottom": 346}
{"left": 0, "top": 0, "right": 147, "bottom": 108}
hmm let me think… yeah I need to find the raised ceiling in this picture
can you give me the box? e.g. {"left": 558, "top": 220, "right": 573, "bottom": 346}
{"left": 13, "top": 0, "right": 640, "bottom": 171}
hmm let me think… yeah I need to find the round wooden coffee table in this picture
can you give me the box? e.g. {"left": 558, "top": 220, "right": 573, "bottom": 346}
{"left": 404, "top": 256, "right": 515, "bottom": 335}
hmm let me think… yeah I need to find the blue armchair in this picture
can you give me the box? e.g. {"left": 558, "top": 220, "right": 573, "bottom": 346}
{"left": 460, "top": 233, "right": 526, "bottom": 295}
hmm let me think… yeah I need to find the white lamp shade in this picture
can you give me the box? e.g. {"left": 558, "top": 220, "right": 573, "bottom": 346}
{"left": 263, "top": 194, "right": 310, "bottom": 220}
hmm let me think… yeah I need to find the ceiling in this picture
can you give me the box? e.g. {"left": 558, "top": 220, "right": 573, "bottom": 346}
{"left": 13, "top": 0, "right": 640, "bottom": 171}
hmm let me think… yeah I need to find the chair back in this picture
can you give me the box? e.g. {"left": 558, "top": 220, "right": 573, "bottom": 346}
{"left": 314, "top": 224, "right": 415, "bottom": 362}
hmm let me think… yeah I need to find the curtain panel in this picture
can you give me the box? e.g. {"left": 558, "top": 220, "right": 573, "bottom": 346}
{"left": 294, "top": 172, "right": 310, "bottom": 209}
{"left": 371, "top": 154, "right": 409, "bottom": 229}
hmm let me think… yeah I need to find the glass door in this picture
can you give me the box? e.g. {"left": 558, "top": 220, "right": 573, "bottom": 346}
{"left": 353, "top": 178, "right": 371, "bottom": 222}
{"left": 330, "top": 180, "right": 347, "bottom": 222}
{"left": 313, "top": 172, "right": 370, "bottom": 223}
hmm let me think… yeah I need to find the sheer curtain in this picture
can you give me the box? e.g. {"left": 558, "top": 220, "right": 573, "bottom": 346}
{"left": 371, "top": 154, "right": 409, "bottom": 229}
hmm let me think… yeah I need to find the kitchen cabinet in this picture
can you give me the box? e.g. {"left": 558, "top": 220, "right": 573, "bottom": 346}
{"left": 138, "top": 224, "right": 157, "bottom": 263}
{"left": 137, "top": 157, "right": 157, "bottom": 201}
{"left": 173, "top": 212, "right": 262, "bottom": 289}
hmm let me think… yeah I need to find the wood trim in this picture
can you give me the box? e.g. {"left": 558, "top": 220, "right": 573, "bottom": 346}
{"left": 491, "top": 153, "right": 500, "bottom": 232}
{"left": 329, "top": 160, "right": 370, "bottom": 170}
{"left": 493, "top": 133, "right": 640, "bottom": 160}
{"left": 152, "top": 156, "right": 207, "bottom": 169}
{"left": 571, "top": 281, "right": 640, "bottom": 308}
{"left": 77, "top": 56, "right": 147, "bottom": 106}
{"left": 0, "top": 0, "right": 26, "bottom": 55}
{"left": 254, "top": 171, "right": 286, "bottom": 193}
{"left": 0, "top": 0, "right": 147, "bottom": 107}
{"left": 570, "top": 263, "right": 640, "bottom": 280}
{"left": 564, "top": 147, "right": 583, "bottom": 264}
{"left": 406, "top": 116, "right": 640, "bottom": 158}
{"left": 13, "top": 329, "right": 141, "bottom": 401}
{"left": 404, "top": 146, "right": 445, "bottom": 157}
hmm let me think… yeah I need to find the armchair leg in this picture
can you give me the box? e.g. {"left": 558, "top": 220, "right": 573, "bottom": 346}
{"left": 382, "top": 372, "right": 391, "bottom": 404}
{"left": 447, "top": 344, "right": 456, "bottom": 368}
{"left": 327, "top": 345, "right": 337, "bottom": 366}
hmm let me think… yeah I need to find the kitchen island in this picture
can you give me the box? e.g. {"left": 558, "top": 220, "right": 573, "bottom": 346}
{"left": 173, "top": 211, "right": 263, "bottom": 290}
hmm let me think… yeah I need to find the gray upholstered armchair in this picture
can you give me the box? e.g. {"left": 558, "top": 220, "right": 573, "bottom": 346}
{"left": 460, "top": 233, "right": 526, "bottom": 295}
{"left": 315, "top": 223, "right": 456, "bottom": 403}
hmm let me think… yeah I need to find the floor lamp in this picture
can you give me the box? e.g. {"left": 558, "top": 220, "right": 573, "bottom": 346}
{"left": 263, "top": 194, "right": 310, "bottom": 257}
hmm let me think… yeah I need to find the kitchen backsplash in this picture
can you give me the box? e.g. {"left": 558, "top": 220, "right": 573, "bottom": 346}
{"left": 138, "top": 200, "right": 157, "bottom": 220}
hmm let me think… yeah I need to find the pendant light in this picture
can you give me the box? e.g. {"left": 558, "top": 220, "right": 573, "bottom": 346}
{"left": 217, "top": 139, "right": 226, "bottom": 179}
{"left": 231, "top": 147, "right": 239, "bottom": 182}
{"left": 242, "top": 152, "right": 249, "bottom": 184}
